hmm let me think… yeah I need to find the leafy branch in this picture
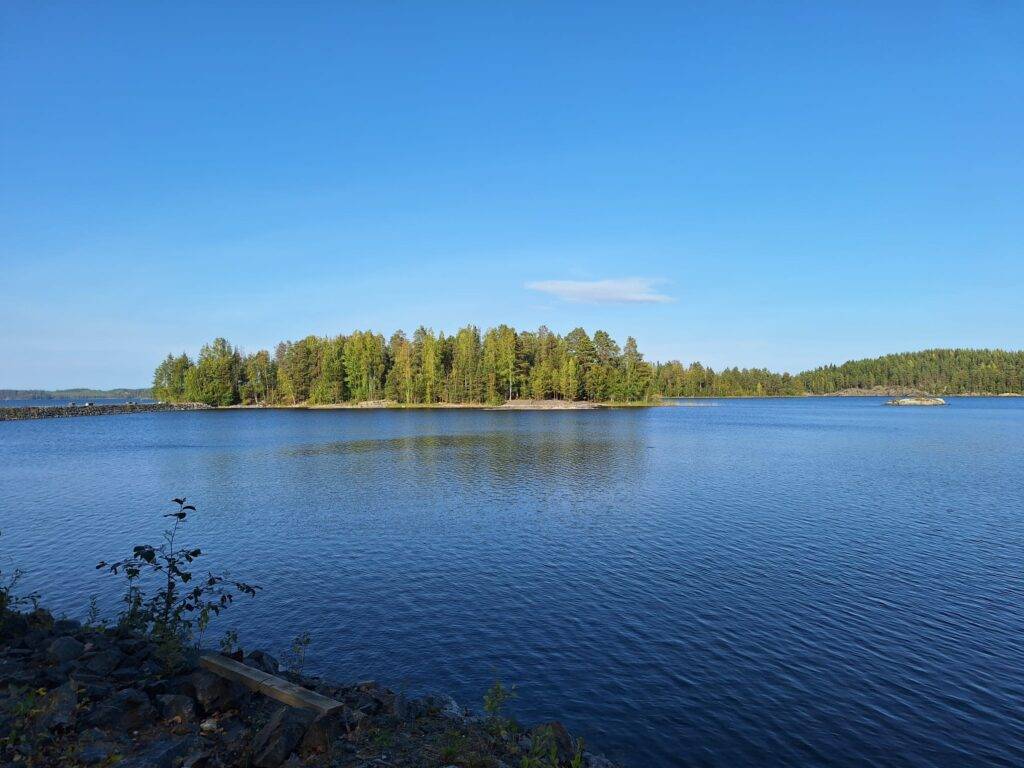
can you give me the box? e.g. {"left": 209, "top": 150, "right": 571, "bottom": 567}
{"left": 97, "top": 498, "right": 259, "bottom": 646}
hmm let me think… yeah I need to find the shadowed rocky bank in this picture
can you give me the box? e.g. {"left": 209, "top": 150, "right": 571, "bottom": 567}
{"left": 0, "top": 607, "right": 621, "bottom": 768}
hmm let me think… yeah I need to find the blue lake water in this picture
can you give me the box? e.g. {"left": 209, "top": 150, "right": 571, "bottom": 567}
{"left": 1, "top": 398, "right": 1023, "bottom": 766}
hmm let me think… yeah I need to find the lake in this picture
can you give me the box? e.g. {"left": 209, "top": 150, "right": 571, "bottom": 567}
{"left": 1, "top": 398, "right": 1022, "bottom": 766}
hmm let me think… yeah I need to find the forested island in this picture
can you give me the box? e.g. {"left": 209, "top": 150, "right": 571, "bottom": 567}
{"left": 150, "top": 328, "right": 1024, "bottom": 407}
{"left": 0, "top": 387, "right": 150, "bottom": 401}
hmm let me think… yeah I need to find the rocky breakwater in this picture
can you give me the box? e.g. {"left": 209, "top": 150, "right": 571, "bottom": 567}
{"left": 0, "top": 607, "right": 621, "bottom": 768}
{"left": 0, "top": 403, "right": 212, "bottom": 421}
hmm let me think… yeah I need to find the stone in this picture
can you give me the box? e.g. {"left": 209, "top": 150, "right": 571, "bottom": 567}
{"left": 47, "top": 635, "right": 85, "bottom": 663}
{"left": 117, "top": 736, "right": 195, "bottom": 768}
{"left": 299, "top": 709, "right": 348, "bottom": 755}
{"left": 163, "top": 674, "right": 197, "bottom": 698}
{"left": 347, "top": 689, "right": 383, "bottom": 716}
{"left": 21, "top": 627, "right": 51, "bottom": 649}
{"left": 112, "top": 665, "right": 143, "bottom": 682}
{"left": 191, "top": 669, "right": 244, "bottom": 712}
{"left": 44, "top": 664, "right": 76, "bottom": 686}
{"left": 82, "top": 647, "right": 124, "bottom": 676}
{"left": 438, "top": 694, "right": 464, "bottom": 720}
{"left": 124, "top": 648, "right": 153, "bottom": 668}
{"left": 86, "top": 687, "right": 157, "bottom": 730}
{"left": 52, "top": 618, "right": 82, "bottom": 634}
{"left": 42, "top": 679, "right": 78, "bottom": 729}
{"left": 391, "top": 692, "right": 411, "bottom": 720}
{"left": 142, "top": 678, "right": 169, "bottom": 698}
{"left": 4, "top": 665, "right": 45, "bottom": 687}
{"left": 118, "top": 637, "right": 150, "bottom": 655}
{"left": 219, "top": 716, "right": 250, "bottom": 750}
{"left": 365, "top": 685, "right": 395, "bottom": 710}
{"left": 251, "top": 706, "right": 316, "bottom": 768}
{"left": 72, "top": 673, "right": 115, "bottom": 699}
{"left": 156, "top": 693, "right": 196, "bottom": 722}
{"left": 77, "top": 743, "right": 114, "bottom": 765}
{"left": 246, "top": 649, "right": 280, "bottom": 674}
{"left": 182, "top": 750, "right": 215, "bottom": 768}
{"left": 405, "top": 696, "right": 438, "bottom": 719}
{"left": 531, "top": 722, "right": 575, "bottom": 766}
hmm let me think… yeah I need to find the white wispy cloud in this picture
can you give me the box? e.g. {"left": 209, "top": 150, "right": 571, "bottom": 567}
{"left": 525, "top": 277, "right": 673, "bottom": 305}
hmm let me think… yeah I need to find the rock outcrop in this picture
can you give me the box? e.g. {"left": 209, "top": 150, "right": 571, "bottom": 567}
{"left": 0, "top": 607, "right": 621, "bottom": 767}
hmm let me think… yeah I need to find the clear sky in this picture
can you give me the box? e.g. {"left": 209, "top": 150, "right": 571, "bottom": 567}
{"left": 2, "top": 2, "right": 1021, "bottom": 388}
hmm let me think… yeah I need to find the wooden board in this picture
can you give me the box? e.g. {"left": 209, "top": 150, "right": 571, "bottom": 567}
{"left": 200, "top": 652, "right": 344, "bottom": 716}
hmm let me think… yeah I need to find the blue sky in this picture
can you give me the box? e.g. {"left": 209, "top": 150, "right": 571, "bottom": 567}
{"left": 2, "top": 2, "right": 1021, "bottom": 388}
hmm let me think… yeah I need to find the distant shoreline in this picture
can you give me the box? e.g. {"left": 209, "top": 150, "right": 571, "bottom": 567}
{"left": 0, "top": 388, "right": 150, "bottom": 401}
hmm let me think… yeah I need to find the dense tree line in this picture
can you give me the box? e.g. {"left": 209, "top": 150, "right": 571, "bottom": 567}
{"left": 797, "top": 349, "right": 1024, "bottom": 395}
{"left": 152, "top": 326, "right": 659, "bottom": 406}
{"left": 654, "top": 348, "right": 1024, "bottom": 397}
{"left": 153, "top": 337, "right": 1024, "bottom": 407}
{"left": 654, "top": 362, "right": 805, "bottom": 397}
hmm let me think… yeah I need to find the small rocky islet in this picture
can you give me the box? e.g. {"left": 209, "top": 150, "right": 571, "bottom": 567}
{"left": 0, "top": 607, "right": 619, "bottom": 768}
{"left": 885, "top": 396, "right": 947, "bottom": 406}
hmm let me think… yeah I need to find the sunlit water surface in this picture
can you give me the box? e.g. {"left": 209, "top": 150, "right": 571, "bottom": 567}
{"left": 2, "top": 398, "right": 1023, "bottom": 767}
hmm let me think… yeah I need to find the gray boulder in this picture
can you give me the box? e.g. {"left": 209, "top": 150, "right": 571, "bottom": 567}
{"left": 87, "top": 687, "right": 157, "bottom": 731}
{"left": 71, "top": 672, "right": 114, "bottom": 699}
{"left": 118, "top": 736, "right": 196, "bottom": 768}
{"left": 299, "top": 709, "right": 349, "bottom": 755}
{"left": 76, "top": 742, "right": 115, "bottom": 766}
{"left": 438, "top": 694, "right": 465, "bottom": 720}
{"left": 391, "top": 692, "right": 411, "bottom": 720}
{"left": 47, "top": 635, "right": 85, "bottom": 663}
{"left": 42, "top": 679, "right": 78, "bottom": 729}
{"left": 246, "top": 649, "right": 280, "bottom": 674}
{"left": 82, "top": 647, "right": 124, "bottom": 676}
{"left": 251, "top": 706, "right": 316, "bottom": 768}
{"left": 191, "top": 669, "right": 245, "bottom": 712}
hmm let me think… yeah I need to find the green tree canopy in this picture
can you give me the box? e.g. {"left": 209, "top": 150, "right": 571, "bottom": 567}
{"left": 153, "top": 336, "right": 1024, "bottom": 407}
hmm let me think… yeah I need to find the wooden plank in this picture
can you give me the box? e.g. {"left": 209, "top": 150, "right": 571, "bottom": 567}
{"left": 200, "top": 652, "right": 344, "bottom": 716}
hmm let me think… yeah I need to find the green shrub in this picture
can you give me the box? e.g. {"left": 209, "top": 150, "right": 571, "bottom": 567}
{"left": 97, "top": 498, "right": 259, "bottom": 654}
